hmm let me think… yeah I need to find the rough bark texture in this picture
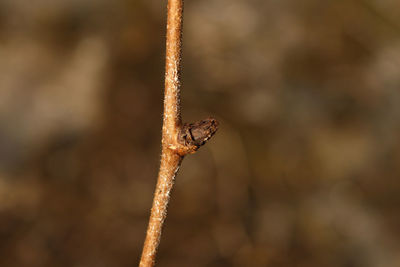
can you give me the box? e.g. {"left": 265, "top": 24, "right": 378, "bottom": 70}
{"left": 139, "top": 1, "right": 218, "bottom": 266}
{"left": 139, "top": 149, "right": 182, "bottom": 267}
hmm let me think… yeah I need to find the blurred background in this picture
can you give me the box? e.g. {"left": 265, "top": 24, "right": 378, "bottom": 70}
{"left": 1, "top": 0, "right": 400, "bottom": 266}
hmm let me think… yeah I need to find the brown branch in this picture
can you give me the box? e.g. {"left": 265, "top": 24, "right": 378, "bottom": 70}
{"left": 139, "top": 1, "right": 218, "bottom": 266}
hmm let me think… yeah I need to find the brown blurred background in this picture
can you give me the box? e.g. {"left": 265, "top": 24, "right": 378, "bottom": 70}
{"left": 1, "top": 0, "right": 400, "bottom": 266}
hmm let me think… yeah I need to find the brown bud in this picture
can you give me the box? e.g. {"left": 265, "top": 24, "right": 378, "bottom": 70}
{"left": 178, "top": 117, "right": 219, "bottom": 152}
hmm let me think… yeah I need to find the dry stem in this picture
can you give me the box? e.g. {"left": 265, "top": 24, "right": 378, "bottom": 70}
{"left": 139, "top": 1, "right": 218, "bottom": 266}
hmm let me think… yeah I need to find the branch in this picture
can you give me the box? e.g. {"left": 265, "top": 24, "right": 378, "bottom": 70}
{"left": 139, "top": 1, "right": 218, "bottom": 266}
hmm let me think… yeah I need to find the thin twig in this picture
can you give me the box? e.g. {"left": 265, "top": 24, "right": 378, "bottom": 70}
{"left": 139, "top": 1, "right": 218, "bottom": 266}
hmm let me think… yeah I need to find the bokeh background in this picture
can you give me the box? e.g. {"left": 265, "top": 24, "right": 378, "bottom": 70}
{"left": 1, "top": 0, "right": 400, "bottom": 266}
